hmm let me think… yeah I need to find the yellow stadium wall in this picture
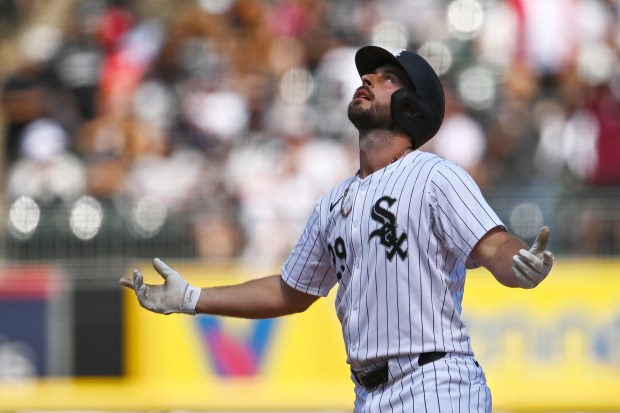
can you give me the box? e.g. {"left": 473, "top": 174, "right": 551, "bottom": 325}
{"left": 1, "top": 258, "right": 619, "bottom": 411}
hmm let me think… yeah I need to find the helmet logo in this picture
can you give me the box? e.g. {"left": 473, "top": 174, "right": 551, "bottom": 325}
{"left": 394, "top": 49, "right": 406, "bottom": 57}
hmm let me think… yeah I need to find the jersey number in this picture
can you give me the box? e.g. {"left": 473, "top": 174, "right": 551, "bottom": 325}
{"left": 327, "top": 237, "right": 346, "bottom": 280}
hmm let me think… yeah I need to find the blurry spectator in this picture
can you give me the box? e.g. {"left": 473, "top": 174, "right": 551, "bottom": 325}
{"left": 120, "top": 133, "right": 208, "bottom": 214}
{"left": 1, "top": 61, "right": 49, "bottom": 166}
{"left": 1, "top": 25, "right": 63, "bottom": 166}
{"left": 99, "top": 18, "right": 165, "bottom": 108}
{"left": 483, "top": 61, "right": 541, "bottom": 186}
{"left": 1, "top": 0, "right": 620, "bottom": 259}
{"left": 156, "top": 2, "right": 237, "bottom": 83}
{"left": 312, "top": 45, "right": 360, "bottom": 140}
{"left": 75, "top": 91, "right": 147, "bottom": 200}
{"left": 176, "top": 83, "right": 250, "bottom": 156}
{"left": 95, "top": 1, "right": 134, "bottom": 53}
{"left": 118, "top": 110, "right": 243, "bottom": 258}
{"left": 420, "top": 86, "right": 488, "bottom": 188}
{"left": 6, "top": 118, "right": 86, "bottom": 206}
{"left": 0, "top": 1, "right": 19, "bottom": 36}
{"left": 570, "top": 82, "right": 620, "bottom": 255}
{"left": 156, "top": 0, "right": 274, "bottom": 136}
{"left": 267, "top": 0, "right": 314, "bottom": 39}
{"left": 226, "top": 100, "right": 355, "bottom": 265}
{"left": 582, "top": 84, "right": 620, "bottom": 186}
{"left": 513, "top": 0, "right": 579, "bottom": 76}
{"left": 229, "top": 0, "right": 273, "bottom": 76}
{"left": 49, "top": 4, "right": 106, "bottom": 123}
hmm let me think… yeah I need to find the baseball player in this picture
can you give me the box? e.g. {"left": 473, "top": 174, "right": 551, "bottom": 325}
{"left": 120, "top": 46, "right": 554, "bottom": 412}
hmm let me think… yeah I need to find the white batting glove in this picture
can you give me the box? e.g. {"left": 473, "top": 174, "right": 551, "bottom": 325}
{"left": 119, "top": 258, "right": 201, "bottom": 315}
{"left": 512, "top": 226, "right": 554, "bottom": 289}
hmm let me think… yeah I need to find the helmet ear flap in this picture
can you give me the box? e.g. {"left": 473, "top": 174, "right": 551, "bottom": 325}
{"left": 391, "top": 88, "right": 442, "bottom": 149}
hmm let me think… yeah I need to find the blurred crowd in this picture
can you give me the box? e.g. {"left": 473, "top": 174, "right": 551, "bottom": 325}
{"left": 1, "top": 0, "right": 619, "bottom": 264}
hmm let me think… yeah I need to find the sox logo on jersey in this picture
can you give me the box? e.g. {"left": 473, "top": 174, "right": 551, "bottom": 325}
{"left": 369, "top": 196, "right": 407, "bottom": 261}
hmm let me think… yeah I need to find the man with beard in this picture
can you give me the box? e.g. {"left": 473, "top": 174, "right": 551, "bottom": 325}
{"left": 120, "top": 46, "right": 554, "bottom": 412}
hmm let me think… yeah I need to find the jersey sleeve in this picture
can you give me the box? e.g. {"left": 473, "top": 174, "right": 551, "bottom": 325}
{"left": 280, "top": 201, "right": 338, "bottom": 297}
{"left": 428, "top": 162, "right": 505, "bottom": 268}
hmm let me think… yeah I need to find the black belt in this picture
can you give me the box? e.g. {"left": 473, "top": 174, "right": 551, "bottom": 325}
{"left": 352, "top": 351, "right": 447, "bottom": 392}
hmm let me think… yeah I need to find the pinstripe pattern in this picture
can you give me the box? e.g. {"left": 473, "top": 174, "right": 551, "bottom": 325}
{"left": 281, "top": 151, "right": 501, "bottom": 411}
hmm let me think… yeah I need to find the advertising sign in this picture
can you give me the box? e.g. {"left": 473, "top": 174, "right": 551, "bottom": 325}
{"left": 1, "top": 259, "right": 619, "bottom": 411}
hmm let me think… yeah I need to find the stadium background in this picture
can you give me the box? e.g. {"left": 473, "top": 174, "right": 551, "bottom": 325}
{"left": 0, "top": 0, "right": 619, "bottom": 412}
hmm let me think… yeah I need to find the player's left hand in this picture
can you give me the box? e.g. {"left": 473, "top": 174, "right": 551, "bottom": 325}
{"left": 512, "top": 226, "right": 554, "bottom": 289}
{"left": 119, "top": 258, "right": 201, "bottom": 315}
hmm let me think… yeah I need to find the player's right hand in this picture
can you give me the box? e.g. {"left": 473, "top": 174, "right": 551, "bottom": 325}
{"left": 512, "top": 226, "right": 554, "bottom": 289}
{"left": 119, "top": 258, "right": 201, "bottom": 315}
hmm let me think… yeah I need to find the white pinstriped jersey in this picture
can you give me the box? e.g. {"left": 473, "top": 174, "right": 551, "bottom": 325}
{"left": 281, "top": 150, "right": 505, "bottom": 369}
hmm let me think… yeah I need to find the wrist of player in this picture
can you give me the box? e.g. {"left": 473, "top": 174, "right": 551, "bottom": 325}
{"left": 179, "top": 284, "right": 201, "bottom": 314}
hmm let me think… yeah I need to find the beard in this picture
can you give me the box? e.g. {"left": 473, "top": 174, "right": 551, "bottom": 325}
{"left": 347, "top": 100, "right": 397, "bottom": 133}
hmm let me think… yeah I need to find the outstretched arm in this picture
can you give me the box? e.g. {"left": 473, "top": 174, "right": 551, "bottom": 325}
{"left": 196, "top": 274, "right": 319, "bottom": 318}
{"left": 470, "top": 226, "right": 554, "bottom": 288}
{"left": 119, "top": 258, "right": 319, "bottom": 317}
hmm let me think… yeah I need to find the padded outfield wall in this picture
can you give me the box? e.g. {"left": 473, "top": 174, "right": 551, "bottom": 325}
{"left": 0, "top": 259, "right": 619, "bottom": 412}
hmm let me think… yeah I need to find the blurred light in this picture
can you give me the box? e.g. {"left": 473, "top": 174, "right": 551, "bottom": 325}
{"left": 186, "top": 90, "right": 249, "bottom": 140}
{"left": 19, "top": 24, "right": 61, "bottom": 62}
{"left": 477, "top": 2, "right": 518, "bottom": 69}
{"left": 509, "top": 202, "right": 544, "bottom": 239}
{"left": 8, "top": 196, "right": 40, "bottom": 240}
{"left": 129, "top": 196, "right": 167, "bottom": 239}
{"left": 577, "top": 42, "right": 616, "bottom": 86}
{"left": 447, "top": 0, "right": 485, "bottom": 40}
{"left": 133, "top": 80, "right": 176, "bottom": 128}
{"left": 577, "top": 0, "right": 612, "bottom": 43}
{"left": 19, "top": 118, "right": 68, "bottom": 162}
{"left": 418, "top": 42, "right": 453, "bottom": 76}
{"left": 280, "top": 68, "right": 314, "bottom": 104}
{"left": 70, "top": 196, "right": 103, "bottom": 241}
{"left": 431, "top": 114, "right": 486, "bottom": 169}
{"left": 370, "top": 20, "right": 409, "bottom": 51}
{"left": 198, "top": 0, "right": 235, "bottom": 14}
{"left": 457, "top": 65, "right": 496, "bottom": 110}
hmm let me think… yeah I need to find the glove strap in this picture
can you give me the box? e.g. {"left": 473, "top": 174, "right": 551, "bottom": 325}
{"left": 182, "top": 284, "right": 201, "bottom": 314}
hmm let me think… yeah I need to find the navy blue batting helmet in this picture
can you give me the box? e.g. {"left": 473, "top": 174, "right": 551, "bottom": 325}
{"left": 355, "top": 46, "right": 445, "bottom": 148}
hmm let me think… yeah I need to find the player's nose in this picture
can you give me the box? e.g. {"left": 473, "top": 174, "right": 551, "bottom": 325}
{"left": 361, "top": 73, "right": 375, "bottom": 87}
